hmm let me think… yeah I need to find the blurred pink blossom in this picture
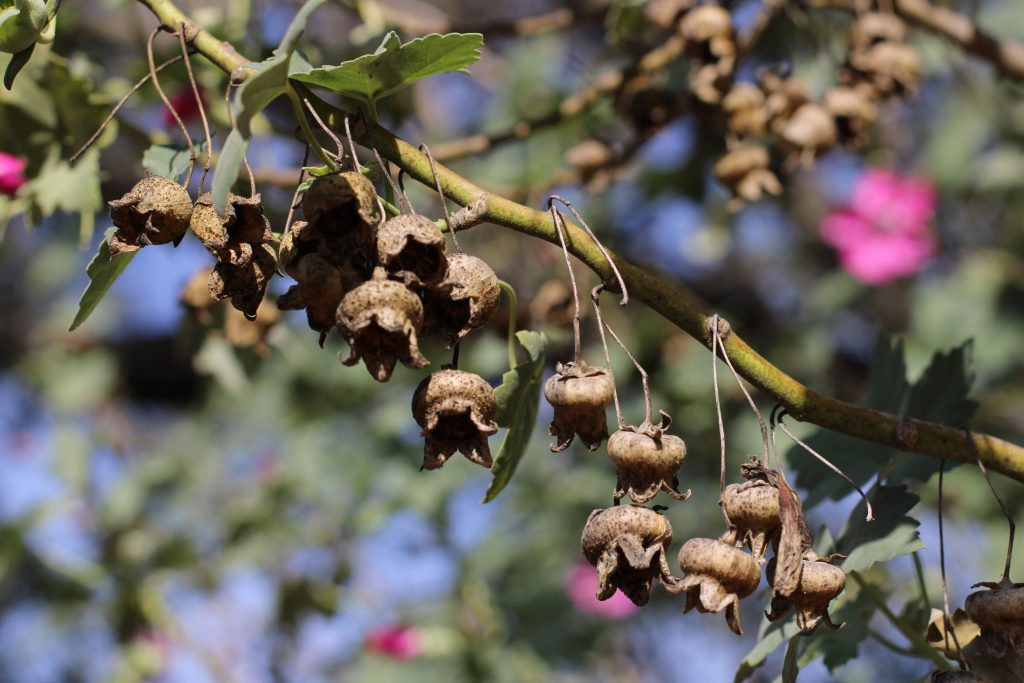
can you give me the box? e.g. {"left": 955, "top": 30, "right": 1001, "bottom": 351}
{"left": 820, "top": 168, "right": 937, "bottom": 284}
{"left": 0, "top": 153, "right": 27, "bottom": 197}
{"left": 365, "top": 625, "right": 422, "bottom": 660}
{"left": 162, "top": 87, "right": 206, "bottom": 127}
{"left": 565, "top": 561, "right": 638, "bottom": 619}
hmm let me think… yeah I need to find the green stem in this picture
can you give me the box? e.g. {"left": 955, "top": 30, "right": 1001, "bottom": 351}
{"left": 912, "top": 551, "right": 932, "bottom": 613}
{"left": 851, "top": 572, "right": 952, "bottom": 671}
{"left": 286, "top": 87, "right": 336, "bottom": 171}
{"left": 498, "top": 280, "right": 518, "bottom": 370}
{"left": 866, "top": 627, "right": 921, "bottom": 658}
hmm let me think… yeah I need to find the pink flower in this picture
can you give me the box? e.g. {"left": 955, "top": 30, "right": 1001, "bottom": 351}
{"left": 820, "top": 168, "right": 937, "bottom": 284}
{"left": 162, "top": 87, "right": 206, "bottom": 127}
{"left": 0, "top": 153, "right": 27, "bottom": 197}
{"left": 565, "top": 561, "right": 638, "bottom": 619}
{"left": 365, "top": 625, "right": 422, "bottom": 660}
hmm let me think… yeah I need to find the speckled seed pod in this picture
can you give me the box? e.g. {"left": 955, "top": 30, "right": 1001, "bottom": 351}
{"left": 277, "top": 254, "right": 346, "bottom": 342}
{"left": 607, "top": 412, "right": 690, "bottom": 504}
{"left": 766, "top": 556, "right": 846, "bottom": 632}
{"left": 208, "top": 242, "right": 277, "bottom": 320}
{"left": 678, "top": 5, "right": 735, "bottom": 64}
{"left": 108, "top": 176, "right": 193, "bottom": 256}
{"left": 336, "top": 269, "right": 428, "bottom": 382}
{"left": 376, "top": 214, "right": 447, "bottom": 286}
{"left": 964, "top": 580, "right": 1024, "bottom": 658}
{"left": 713, "top": 145, "right": 782, "bottom": 210}
{"left": 423, "top": 253, "right": 500, "bottom": 347}
{"left": 543, "top": 361, "right": 615, "bottom": 452}
{"left": 412, "top": 369, "right": 499, "bottom": 470}
{"left": 722, "top": 480, "right": 781, "bottom": 563}
{"left": 675, "top": 537, "right": 761, "bottom": 635}
{"left": 190, "top": 193, "right": 274, "bottom": 266}
{"left": 580, "top": 505, "right": 676, "bottom": 607}
{"left": 301, "top": 171, "right": 380, "bottom": 229}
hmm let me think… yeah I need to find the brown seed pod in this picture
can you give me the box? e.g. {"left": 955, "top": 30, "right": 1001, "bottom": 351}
{"left": 336, "top": 268, "right": 428, "bottom": 382}
{"left": 824, "top": 86, "right": 878, "bottom": 148}
{"left": 766, "top": 554, "right": 846, "bottom": 632}
{"left": 108, "top": 176, "right": 193, "bottom": 256}
{"left": 847, "top": 41, "right": 920, "bottom": 97}
{"left": 412, "top": 368, "right": 498, "bottom": 470}
{"left": 180, "top": 266, "right": 217, "bottom": 325}
{"left": 580, "top": 505, "right": 676, "bottom": 606}
{"left": 674, "top": 537, "right": 761, "bottom": 635}
{"left": 722, "top": 480, "right": 781, "bottom": 563}
{"left": 376, "top": 214, "right": 447, "bottom": 287}
{"left": 301, "top": 171, "right": 380, "bottom": 229}
{"left": 208, "top": 242, "right": 277, "bottom": 320}
{"left": 712, "top": 145, "right": 782, "bottom": 210}
{"left": 224, "top": 298, "right": 280, "bottom": 356}
{"left": 679, "top": 5, "right": 735, "bottom": 65}
{"left": 190, "top": 192, "right": 274, "bottom": 266}
{"left": 423, "top": 253, "right": 500, "bottom": 348}
{"left": 607, "top": 411, "right": 691, "bottom": 505}
{"left": 722, "top": 83, "right": 768, "bottom": 139}
{"left": 543, "top": 361, "right": 615, "bottom": 452}
{"left": 277, "top": 253, "right": 346, "bottom": 340}
{"left": 964, "top": 579, "right": 1024, "bottom": 658}
{"left": 849, "top": 12, "right": 907, "bottom": 50}
{"left": 643, "top": 0, "right": 695, "bottom": 30}
{"left": 761, "top": 71, "right": 811, "bottom": 129}
{"left": 777, "top": 103, "right": 838, "bottom": 168}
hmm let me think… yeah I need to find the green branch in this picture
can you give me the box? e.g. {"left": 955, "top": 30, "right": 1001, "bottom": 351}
{"left": 135, "top": 0, "right": 1024, "bottom": 485}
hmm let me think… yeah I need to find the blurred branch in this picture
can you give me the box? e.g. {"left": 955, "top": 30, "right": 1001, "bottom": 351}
{"left": 136, "top": 0, "right": 1024, "bottom": 485}
{"left": 822, "top": 0, "right": 1024, "bottom": 81}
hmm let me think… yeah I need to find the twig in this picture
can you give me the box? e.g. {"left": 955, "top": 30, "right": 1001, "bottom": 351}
{"left": 593, "top": 284, "right": 652, "bottom": 428}
{"left": 591, "top": 284, "right": 624, "bottom": 430}
{"left": 420, "top": 143, "right": 460, "bottom": 253}
{"left": 938, "top": 460, "right": 970, "bottom": 669}
{"left": 147, "top": 27, "right": 196, "bottom": 186}
{"left": 178, "top": 23, "right": 213, "bottom": 191}
{"left": 965, "top": 427, "right": 1016, "bottom": 582}
{"left": 549, "top": 207, "right": 583, "bottom": 365}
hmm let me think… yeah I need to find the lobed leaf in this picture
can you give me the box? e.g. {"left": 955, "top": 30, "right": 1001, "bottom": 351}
{"left": 836, "top": 485, "right": 924, "bottom": 574}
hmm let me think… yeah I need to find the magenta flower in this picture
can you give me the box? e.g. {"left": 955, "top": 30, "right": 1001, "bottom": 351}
{"left": 565, "top": 561, "right": 639, "bottom": 619}
{"left": 820, "top": 168, "right": 936, "bottom": 284}
{"left": 365, "top": 625, "right": 422, "bottom": 660}
{"left": 0, "top": 153, "right": 27, "bottom": 197}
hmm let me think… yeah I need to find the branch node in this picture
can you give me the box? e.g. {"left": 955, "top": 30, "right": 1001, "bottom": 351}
{"left": 706, "top": 315, "right": 732, "bottom": 347}
{"left": 448, "top": 193, "right": 489, "bottom": 232}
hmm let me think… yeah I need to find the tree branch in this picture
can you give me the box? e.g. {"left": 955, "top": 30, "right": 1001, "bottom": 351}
{"left": 135, "top": 0, "right": 1024, "bottom": 485}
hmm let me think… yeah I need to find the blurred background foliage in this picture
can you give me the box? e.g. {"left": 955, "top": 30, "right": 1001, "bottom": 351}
{"left": 1, "top": 0, "right": 1023, "bottom": 681}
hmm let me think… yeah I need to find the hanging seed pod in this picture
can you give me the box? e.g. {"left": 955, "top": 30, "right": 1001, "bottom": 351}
{"left": 224, "top": 298, "right": 280, "bottom": 356}
{"left": 190, "top": 192, "right": 274, "bottom": 266}
{"left": 180, "top": 266, "right": 217, "bottom": 325}
{"left": 766, "top": 554, "right": 846, "bottom": 632}
{"left": 722, "top": 83, "right": 768, "bottom": 139}
{"left": 336, "top": 268, "right": 429, "bottom": 382}
{"left": 712, "top": 145, "right": 782, "bottom": 210}
{"left": 679, "top": 5, "right": 735, "bottom": 67}
{"left": 760, "top": 71, "right": 811, "bottom": 130}
{"left": 108, "top": 176, "right": 193, "bottom": 256}
{"left": 824, "top": 86, "right": 877, "bottom": 148}
{"left": 208, "top": 242, "right": 277, "bottom": 320}
{"left": 376, "top": 214, "right": 447, "bottom": 287}
{"left": 777, "top": 103, "right": 838, "bottom": 168}
{"left": 277, "top": 253, "right": 346, "bottom": 341}
{"left": 847, "top": 41, "right": 921, "bottom": 97}
{"left": 607, "top": 411, "right": 691, "bottom": 505}
{"left": 849, "top": 12, "right": 907, "bottom": 51}
{"left": 964, "top": 579, "right": 1024, "bottom": 658}
{"left": 643, "top": 0, "right": 695, "bottom": 30}
{"left": 412, "top": 368, "right": 499, "bottom": 470}
{"left": 544, "top": 361, "right": 615, "bottom": 452}
{"left": 423, "top": 253, "right": 501, "bottom": 347}
{"left": 580, "top": 505, "right": 677, "bottom": 607}
{"left": 302, "top": 171, "right": 380, "bottom": 229}
{"left": 674, "top": 537, "right": 761, "bottom": 635}
{"left": 722, "top": 479, "right": 781, "bottom": 563}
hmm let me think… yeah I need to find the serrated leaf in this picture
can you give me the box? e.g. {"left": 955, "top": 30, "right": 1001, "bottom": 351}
{"left": 482, "top": 330, "right": 547, "bottom": 503}
{"left": 836, "top": 485, "right": 924, "bottom": 574}
{"left": 291, "top": 31, "right": 483, "bottom": 105}
{"left": 734, "top": 619, "right": 802, "bottom": 683}
{"left": 142, "top": 142, "right": 207, "bottom": 179}
{"left": 69, "top": 227, "right": 136, "bottom": 331}
{"left": 798, "top": 589, "right": 874, "bottom": 672}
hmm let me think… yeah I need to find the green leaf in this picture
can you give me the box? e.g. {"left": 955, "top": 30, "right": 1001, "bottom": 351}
{"left": 734, "top": 619, "right": 802, "bottom": 683}
{"left": 69, "top": 227, "right": 137, "bottom": 331}
{"left": 142, "top": 142, "right": 205, "bottom": 180}
{"left": 291, "top": 31, "right": 483, "bottom": 105}
{"left": 211, "top": 128, "right": 248, "bottom": 217}
{"left": 482, "top": 330, "right": 547, "bottom": 503}
{"left": 3, "top": 41, "right": 33, "bottom": 89}
{"left": 836, "top": 485, "right": 924, "bottom": 574}
{"left": 781, "top": 636, "right": 800, "bottom": 683}
{"left": 798, "top": 589, "right": 874, "bottom": 673}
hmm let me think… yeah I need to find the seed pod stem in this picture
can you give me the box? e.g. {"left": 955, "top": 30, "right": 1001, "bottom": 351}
{"left": 938, "top": 459, "right": 971, "bottom": 669}
{"left": 372, "top": 147, "right": 413, "bottom": 214}
{"left": 148, "top": 27, "right": 197, "bottom": 187}
{"left": 549, "top": 206, "right": 583, "bottom": 365}
{"left": 593, "top": 284, "right": 652, "bottom": 428}
{"left": 303, "top": 97, "right": 345, "bottom": 162}
{"left": 776, "top": 410, "right": 874, "bottom": 522}
{"left": 178, "top": 23, "right": 214, "bottom": 192}
{"left": 591, "top": 284, "right": 624, "bottom": 430}
{"left": 283, "top": 144, "right": 310, "bottom": 236}
{"left": 548, "top": 194, "right": 628, "bottom": 305}
{"left": 420, "top": 143, "right": 461, "bottom": 253}
{"left": 343, "top": 116, "right": 361, "bottom": 172}
{"left": 713, "top": 321, "right": 770, "bottom": 464}
{"left": 965, "top": 427, "right": 1016, "bottom": 582}
{"left": 711, "top": 314, "right": 728, "bottom": 498}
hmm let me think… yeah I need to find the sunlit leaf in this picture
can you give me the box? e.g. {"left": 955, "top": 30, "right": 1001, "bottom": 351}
{"left": 69, "top": 227, "right": 136, "bottom": 331}
{"left": 142, "top": 142, "right": 206, "bottom": 180}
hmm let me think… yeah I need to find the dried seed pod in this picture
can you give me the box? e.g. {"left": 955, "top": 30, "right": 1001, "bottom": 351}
{"left": 565, "top": 140, "right": 614, "bottom": 181}
{"left": 301, "top": 171, "right": 380, "bottom": 229}
{"left": 722, "top": 83, "right": 768, "bottom": 139}
{"left": 224, "top": 298, "right": 280, "bottom": 356}
{"left": 412, "top": 368, "right": 498, "bottom": 470}
{"left": 689, "top": 62, "right": 732, "bottom": 106}
{"left": 337, "top": 268, "right": 428, "bottom": 382}
{"left": 761, "top": 72, "right": 811, "bottom": 129}
{"left": 849, "top": 12, "right": 907, "bottom": 50}
{"left": 423, "top": 253, "right": 500, "bottom": 348}
{"left": 580, "top": 505, "right": 676, "bottom": 606}
{"left": 108, "top": 176, "right": 193, "bottom": 256}
{"left": 766, "top": 554, "right": 846, "bottom": 632}
{"left": 543, "top": 361, "right": 615, "bottom": 452}
{"left": 643, "top": 0, "right": 695, "bottom": 30}
{"left": 679, "top": 5, "right": 735, "bottom": 65}
{"left": 777, "top": 103, "right": 838, "bottom": 168}
{"left": 713, "top": 145, "right": 782, "bottom": 210}
{"left": 376, "top": 214, "right": 447, "bottom": 287}
{"left": 847, "top": 41, "right": 920, "bottom": 97}
{"left": 824, "top": 86, "right": 877, "bottom": 148}
{"left": 209, "top": 242, "right": 277, "bottom": 320}
{"left": 964, "top": 579, "right": 1024, "bottom": 658}
{"left": 190, "top": 192, "right": 274, "bottom": 266}
{"left": 722, "top": 480, "right": 781, "bottom": 563}
{"left": 675, "top": 537, "right": 761, "bottom": 635}
{"left": 607, "top": 411, "right": 691, "bottom": 505}
{"left": 277, "top": 253, "right": 346, "bottom": 339}
{"left": 180, "top": 266, "right": 217, "bottom": 325}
